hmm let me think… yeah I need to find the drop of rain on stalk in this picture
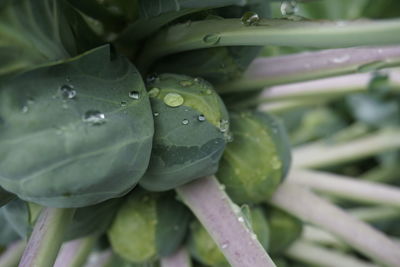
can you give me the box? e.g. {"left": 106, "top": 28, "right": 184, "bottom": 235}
{"left": 280, "top": 1, "right": 298, "bottom": 16}
{"left": 83, "top": 110, "right": 106, "bottom": 125}
{"left": 153, "top": 112, "right": 159, "bottom": 117}
{"left": 60, "top": 84, "right": 77, "bottom": 100}
{"left": 129, "top": 91, "right": 140, "bottom": 100}
{"left": 331, "top": 54, "right": 350, "bottom": 64}
{"left": 241, "top": 11, "right": 260, "bottom": 26}
{"left": 163, "top": 93, "right": 184, "bottom": 107}
{"left": 203, "top": 34, "right": 221, "bottom": 45}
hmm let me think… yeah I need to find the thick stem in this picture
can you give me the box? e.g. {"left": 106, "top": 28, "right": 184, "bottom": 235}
{"left": 269, "top": 183, "right": 400, "bottom": 266}
{"left": 18, "top": 208, "right": 75, "bottom": 267}
{"left": 293, "top": 128, "right": 400, "bottom": 168}
{"left": 259, "top": 98, "right": 332, "bottom": 113}
{"left": 0, "top": 241, "right": 25, "bottom": 267}
{"left": 287, "top": 169, "right": 400, "bottom": 208}
{"left": 219, "top": 46, "right": 400, "bottom": 92}
{"left": 301, "top": 226, "right": 346, "bottom": 248}
{"left": 54, "top": 235, "right": 97, "bottom": 267}
{"left": 176, "top": 176, "right": 276, "bottom": 267}
{"left": 285, "top": 240, "right": 378, "bottom": 267}
{"left": 349, "top": 206, "right": 400, "bottom": 222}
{"left": 137, "top": 18, "right": 400, "bottom": 70}
{"left": 160, "top": 246, "right": 192, "bottom": 267}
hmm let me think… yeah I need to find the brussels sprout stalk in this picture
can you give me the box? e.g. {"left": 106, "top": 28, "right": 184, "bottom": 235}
{"left": 137, "top": 18, "right": 400, "bottom": 70}
{"left": 219, "top": 45, "right": 400, "bottom": 93}
{"left": 269, "top": 183, "right": 400, "bottom": 266}
{"left": 285, "top": 240, "right": 379, "bottom": 267}
{"left": 54, "top": 235, "right": 97, "bottom": 267}
{"left": 293, "top": 128, "right": 400, "bottom": 168}
{"left": 19, "top": 208, "right": 75, "bottom": 267}
{"left": 160, "top": 246, "right": 192, "bottom": 267}
{"left": 176, "top": 176, "right": 276, "bottom": 267}
{"left": 0, "top": 241, "right": 25, "bottom": 267}
{"left": 287, "top": 169, "right": 400, "bottom": 208}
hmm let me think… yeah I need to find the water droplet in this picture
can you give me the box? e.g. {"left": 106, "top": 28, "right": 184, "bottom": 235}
{"left": 153, "top": 112, "right": 159, "bottom": 117}
{"left": 238, "top": 216, "right": 245, "bottom": 222}
{"left": 221, "top": 241, "right": 229, "bottom": 249}
{"left": 21, "top": 106, "right": 29, "bottom": 113}
{"left": 164, "top": 93, "right": 184, "bottom": 107}
{"left": 241, "top": 11, "right": 260, "bottom": 26}
{"left": 148, "top": 87, "right": 160, "bottom": 97}
{"left": 251, "top": 233, "right": 257, "bottom": 240}
{"left": 203, "top": 34, "right": 221, "bottom": 45}
{"left": 358, "top": 61, "right": 386, "bottom": 73}
{"left": 60, "top": 85, "right": 76, "bottom": 99}
{"left": 129, "top": 91, "right": 140, "bottom": 100}
{"left": 198, "top": 114, "right": 206, "bottom": 122}
{"left": 280, "top": 1, "right": 298, "bottom": 16}
{"left": 146, "top": 73, "right": 159, "bottom": 84}
{"left": 182, "top": 119, "right": 189, "bottom": 125}
{"left": 194, "top": 77, "right": 201, "bottom": 83}
{"left": 120, "top": 101, "right": 127, "bottom": 107}
{"left": 219, "top": 119, "right": 229, "bottom": 133}
{"left": 331, "top": 54, "right": 350, "bottom": 64}
{"left": 206, "top": 89, "right": 212, "bottom": 95}
{"left": 83, "top": 110, "right": 106, "bottom": 125}
{"left": 180, "top": 80, "right": 193, "bottom": 87}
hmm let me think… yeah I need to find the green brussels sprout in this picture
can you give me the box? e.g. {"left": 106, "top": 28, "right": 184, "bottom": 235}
{"left": 108, "top": 190, "right": 190, "bottom": 263}
{"left": 188, "top": 206, "right": 270, "bottom": 267}
{"left": 139, "top": 73, "right": 229, "bottom": 191}
{"left": 0, "top": 46, "right": 154, "bottom": 207}
{"left": 2, "top": 197, "right": 121, "bottom": 241}
{"left": 267, "top": 207, "right": 303, "bottom": 255}
{"left": 0, "top": 186, "right": 15, "bottom": 208}
{"left": 0, "top": 208, "right": 19, "bottom": 246}
{"left": 216, "top": 110, "right": 291, "bottom": 204}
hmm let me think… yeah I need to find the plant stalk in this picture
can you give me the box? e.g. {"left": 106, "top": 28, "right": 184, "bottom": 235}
{"left": 287, "top": 169, "right": 400, "bottom": 208}
{"left": 54, "top": 235, "right": 97, "bottom": 267}
{"left": 137, "top": 18, "right": 400, "bottom": 70}
{"left": 285, "top": 240, "right": 379, "bottom": 267}
{"left": 176, "top": 176, "right": 276, "bottom": 267}
{"left": 160, "top": 246, "right": 192, "bottom": 267}
{"left": 293, "top": 128, "right": 400, "bottom": 168}
{"left": 18, "top": 207, "right": 75, "bottom": 267}
{"left": 269, "top": 183, "right": 400, "bottom": 266}
{"left": 0, "top": 241, "right": 26, "bottom": 267}
{"left": 219, "top": 46, "right": 400, "bottom": 93}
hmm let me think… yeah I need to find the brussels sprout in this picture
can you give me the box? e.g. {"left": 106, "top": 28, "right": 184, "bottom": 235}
{"left": 108, "top": 190, "right": 190, "bottom": 263}
{"left": 0, "top": 46, "right": 154, "bottom": 207}
{"left": 266, "top": 207, "right": 303, "bottom": 255}
{"left": 2, "top": 197, "right": 121, "bottom": 241}
{"left": 216, "top": 110, "right": 291, "bottom": 204}
{"left": 139, "top": 74, "right": 229, "bottom": 191}
{"left": 0, "top": 186, "right": 15, "bottom": 208}
{"left": 188, "top": 206, "right": 270, "bottom": 267}
{"left": 0, "top": 208, "right": 19, "bottom": 246}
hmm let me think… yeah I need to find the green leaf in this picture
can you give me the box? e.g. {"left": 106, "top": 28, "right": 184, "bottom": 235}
{"left": 0, "top": 208, "right": 19, "bottom": 246}
{"left": 0, "top": 45, "right": 154, "bottom": 208}
{"left": 0, "top": 0, "right": 102, "bottom": 79}
{"left": 0, "top": 186, "right": 15, "bottom": 207}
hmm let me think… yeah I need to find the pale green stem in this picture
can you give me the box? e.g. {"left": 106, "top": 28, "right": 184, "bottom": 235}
{"left": 269, "top": 183, "right": 400, "bottom": 266}
{"left": 287, "top": 169, "right": 400, "bottom": 208}
{"left": 293, "top": 128, "right": 400, "bottom": 168}
{"left": 18, "top": 208, "right": 75, "bottom": 267}
{"left": 0, "top": 241, "right": 25, "bottom": 267}
{"left": 349, "top": 206, "right": 400, "bottom": 223}
{"left": 220, "top": 46, "right": 400, "bottom": 92}
{"left": 54, "top": 235, "right": 97, "bottom": 267}
{"left": 286, "top": 240, "right": 379, "bottom": 267}
{"left": 137, "top": 18, "right": 400, "bottom": 70}
{"left": 160, "top": 246, "right": 192, "bottom": 267}
{"left": 259, "top": 97, "right": 333, "bottom": 113}
{"left": 301, "top": 225, "right": 346, "bottom": 248}
{"left": 176, "top": 176, "right": 276, "bottom": 267}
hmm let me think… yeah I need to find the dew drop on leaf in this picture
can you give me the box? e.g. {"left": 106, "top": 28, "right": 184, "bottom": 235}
{"left": 203, "top": 34, "right": 221, "bottom": 45}
{"left": 129, "top": 91, "right": 140, "bottom": 100}
{"left": 83, "top": 110, "right": 106, "bottom": 125}
{"left": 179, "top": 80, "right": 193, "bottom": 87}
{"left": 153, "top": 112, "right": 159, "bottom": 117}
{"left": 60, "top": 84, "right": 77, "bottom": 99}
{"left": 148, "top": 87, "right": 160, "bottom": 97}
{"left": 163, "top": 93, "right": 184, "bottom": 107}
{"left": 182, "top": 119, "right": 189, "bottom": 125}
{"left": 280, "top": 1, "right": 298, "bottom": 16}
{"left": 241, "top": 11, "right": 260, "bottom": 26}
{"left": 198, "top": 114, "right": 206, "bottom": 122}
{"left": 219, "top": 119, "right": 229, "bottom": 133}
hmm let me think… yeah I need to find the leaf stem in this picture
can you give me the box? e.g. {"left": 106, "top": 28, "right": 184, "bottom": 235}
{"left": 269, "top": 183, "right": 400, "bottom": 266}
{"left": 285, "top": 240, "right": 379, "bottom": 267}
{"left": 176, "top": 176, "right": 276, "bottom": 267}
{"left": 293, "top": 128, "right": 400, "bottom": 168}
{"left": 287, "top": 169, "right": 400, "bottom": 208}
{"left": 160, "top": 246, "right": 192, "bottom": 267}
{"left": 54, "top": 235, "right": 97, "bottom": 267}
{"left": 18, "top": 208, "right": 75, "bottom": 267}
{"left": 0, "top": 241, "right": 25, "bottom": 267}
{"left": 137, "top": 18, "right": 400, "bottom": 70}
{"left": 219, "top": 46, "right": 400, "bottom": 93}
